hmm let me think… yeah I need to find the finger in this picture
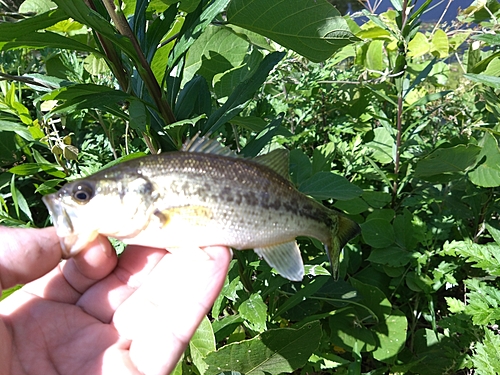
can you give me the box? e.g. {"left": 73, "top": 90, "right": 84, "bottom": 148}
{"left": 0, "top": 226, "right": 61, "bottom": 292}
{"left": 114, "top": 246, "right": 232, "bottom": 375}
{"left": 20, "top": 235, "right": 117, "bottom": 304}
{"left": 75, "top": 245, "right": 167, "bottom": 322}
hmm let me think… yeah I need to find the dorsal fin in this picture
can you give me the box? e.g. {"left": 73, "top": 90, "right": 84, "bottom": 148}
{"left": 254, "top": 149, "right": 290, "bottom": 179}
{"left": 182, "top": 134, "right": 237, "bottom": 157}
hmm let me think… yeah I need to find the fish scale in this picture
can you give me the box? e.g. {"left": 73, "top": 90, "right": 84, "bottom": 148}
{"left": 43, "top": 137, "right": 360, "bottom": 281}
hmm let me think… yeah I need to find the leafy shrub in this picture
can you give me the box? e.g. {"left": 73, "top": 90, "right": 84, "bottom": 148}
{"left": 2, "top": 0, "right": 500, "bottom": 374}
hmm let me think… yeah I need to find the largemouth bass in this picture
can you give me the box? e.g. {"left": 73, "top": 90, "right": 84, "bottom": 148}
{"left": 42, "top": 136, "right": 360, "bottom": 281}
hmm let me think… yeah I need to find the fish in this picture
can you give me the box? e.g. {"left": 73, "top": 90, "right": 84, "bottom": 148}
{"left": 42, "top": 136, "right": 360, "bottom": 281}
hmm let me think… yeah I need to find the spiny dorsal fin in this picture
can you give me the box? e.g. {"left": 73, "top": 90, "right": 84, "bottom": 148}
{"left": 254, "top": 149, "right": 290, "bottom": 179}
{"left": 182, "top": 134, "right": 237, "bottom": 157}
{"left": 254, "top": 241, "right": 304, "bottom": 281}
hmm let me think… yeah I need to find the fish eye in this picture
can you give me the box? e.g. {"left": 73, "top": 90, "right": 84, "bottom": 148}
{"left": 72, "top": 183, "right": 94, "bottom": 204}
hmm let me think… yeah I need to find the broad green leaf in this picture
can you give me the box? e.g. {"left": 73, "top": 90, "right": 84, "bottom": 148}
{"left": 239, "top": 293, "right": 267, "bottom": 333}
{"left": 212, "top": 315, "right": 244, "bottom": 343}
{"left": 168, "top": 0, "right": 232, "bottom": 72}
{"left": 470, "top": 132, "right": 500, "bottom": 187}
{"left": 83, "top": 54, "right": 110, "bottom": 76}
{"left": 484, "top": 57, "right": 500, "bottom": 76}
{"left": 298, "top": 172, "right": 363, "bottom": 201}
{"left": 189, "top": 316, "right": 216, "bottom": 375}
{"left": 393, "top": 209, "right": 418, "bottom": 251}
{"left": 430, "top": 29, "right": 449, "bottom": 58}
{"left": 0, "top": 132, "right": 20, "bottom": 167}
{"left": 371, "top": 309, "right": 407, "bottom": 363}
{"left": 0, "top": 120, "right": 34, "bottom": 141}
{"left": 128, "top": 99, "right": 148, "bottom": 133}
{"left": 204, "top": 321, "right": 322, "bottom": 375}
{"left": 289, "top": 149, "right": 312, "bottom": 186}
{"left": 227, "top": 0, "right": 358, "bottom": 62}
{"left": 366, "top": 127, "right": 394, "bottom": 164}
{"left": 367, "top": 247, "right": 413, "bottom": 267}
{"left": 214, "top": 49, "right": 264, "bottom": 98}
{"left": 272, "top": 277, "right": 329, "bottom": 318}
{"left": 240, "top": 114, "right": 284, "bottom": 158}
{"left": 471, "top": 33, "right": 500, "bottom": 46}
{"left": 362, "top": 191, "right": 391, "bottom": 209}
{"left": 360, "top": 218, "right": 395, "bottom": 248}
{"left": 329, "top": 310, "right": 376, "bottom": 352}
{"left": 465, "top": 73, "right": 500, "bottom": 89}
{"left": 183, "top": 25, "right": 250, "bottom": 85}
{"left": 365, "top": 40, "right": 384, "bottom": 72}
{"left": 408, "top": 32, "right": 430, "bottom": 58}
{"left": 334, "top": 197, "right": 370, "bottom": 215}
{"left": 350, "top": 278, "right": 392, "bottom": 321}
{"left": 19, "top": 0, "right": 56, "bottom": 14}
{"left": 414, "top": 144, "right": 481, "bottom": 177}
{"left": 202, "top": 51, "right": 285, "bottom": 135}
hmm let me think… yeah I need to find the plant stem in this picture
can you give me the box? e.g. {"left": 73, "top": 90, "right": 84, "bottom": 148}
{"left": 84, "top": 0, "right": 130, "bottom": 92}
{"left": 392, "top": 0, "right": 409, "bottom": 207}
{"left": 100, "top": 0, "right": 176, "bottom": 126}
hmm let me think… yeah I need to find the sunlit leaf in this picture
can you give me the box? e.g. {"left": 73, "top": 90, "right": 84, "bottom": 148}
{"left": 205, "top": 321, "right": 322, "bottom": 375}
{"left": 227, "top": 0, "right": 358, "bottom": 62}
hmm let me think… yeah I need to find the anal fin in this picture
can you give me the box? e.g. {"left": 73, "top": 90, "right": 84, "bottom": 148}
{"left": 254, "top": 241, "right": 304, "bottom": 281}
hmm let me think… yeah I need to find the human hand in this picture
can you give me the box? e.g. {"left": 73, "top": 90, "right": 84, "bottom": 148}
{"left": 0, "top": 226, "right": 231, "bottom": 375}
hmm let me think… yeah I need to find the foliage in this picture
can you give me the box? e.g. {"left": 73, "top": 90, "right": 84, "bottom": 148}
{"left": 2, "top": 0, "right": 500, "bottom": 374}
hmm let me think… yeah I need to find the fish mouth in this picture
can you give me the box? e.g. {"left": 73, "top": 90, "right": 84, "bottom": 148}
{"left": 42, "top": 193, "right": 74, "bottom": 237}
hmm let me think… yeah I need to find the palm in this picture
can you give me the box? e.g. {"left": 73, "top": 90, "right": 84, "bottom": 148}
{"left": 0, "top": 229, "right": 230, "bottom": 375}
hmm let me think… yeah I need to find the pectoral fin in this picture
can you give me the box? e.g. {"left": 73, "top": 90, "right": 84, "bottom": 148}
{"left": 254, "top": 241, "right": 304, "bottom": 281}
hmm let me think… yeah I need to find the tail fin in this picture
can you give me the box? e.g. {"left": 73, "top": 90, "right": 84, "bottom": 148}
{"left": 326, "top": 214, "right": 361, "bottom": 279}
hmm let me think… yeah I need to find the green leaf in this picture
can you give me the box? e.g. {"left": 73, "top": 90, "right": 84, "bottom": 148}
{"left": 52, "top": 0, "right": 136, "bottom": 58}
{"left": 430, "top": 29, "right": 449, "bottom": 58}
{"left": 0, "top": 121, "right": 33, "bottom": 142}
{"left": 365, "top": 40, "right": 384, "bottom": 72}
{"left": 414, "top": 144, "right": 481, "bottom": 178}
{"left": 205, "top": 321, "right": 322, "bottom": 375}
{"left": 408, "top": 32, "right": 430, "bottom": 58}
{"left": 202, "top": 51, "right": 285, "bottom": 135}
{"left": 465, "top": 279, "right": 500, "bottom": 326}
{"left": 298, "top": 172, "right": 363, "bottom": 201}
{"left": 443, "top": 240, "right": 500, "bottom": 277}
{"left": 471, "top": 329, "right": 500, "bottom": 374}
{"left": 19, "top": 0, "right": 56, "bottom": 14}
{"left": 371, "top": 309, "right": 407, "bottom": 363}
{"left": 183, "top": 25, "right": 250, "bottom": 85}
{"left": 367, "top": 127, "right": 394, "bottom": 164}
{"left": 0, "top": 8, "right": 67, "bottom": 39}
{"left": 289, "top": 149, "right": 312, "bottom": 186}
{"left": 360, "top": 218, "right": 395, "bottom": 248}
{"left": 0, "top": 30, "right": 99, "bottom": 55}
{"left": 128, "top": 99, "right": 148, "bottom": 133}
{"left": 227, "top": 0, "right": 358, "bottom": 63}
{"left": 465, "top": 73, "right": 500, "bottom": 89}
{"left": 189, "top": 316, "right": 216, "bottom": 375}
{"left": 469, "top": 132, "right": 500, "bottom": 187}
{"left": 367, "top": 247, "right": 413, "bottom": 267}
{"left": 239, "top": 293, "right": 267, "bottom": 333}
